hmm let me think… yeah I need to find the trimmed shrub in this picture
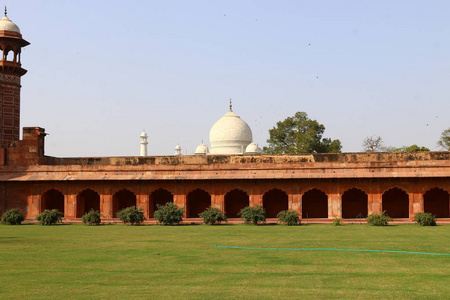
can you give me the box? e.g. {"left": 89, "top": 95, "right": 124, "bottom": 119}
{"left": 238, "top": 205, "right": 266, "bottom": 225}
{"left": 154, "top": 202, "right": 184, "bottom": 225}
{"left": 117, "top": 206, "right": 145, "bottom": 225}
{"left": 414, "top": 212, "right": 436, "bottom": 226}
{"left": 332, "top": 217, "right": 343, "bottom": 226}
{"left": 82, "top": 209, "right": 101, "bottom": 225}
{"left": 277, "top": 210, "right": 300, "bottom": 225}
{"left": 36, "top": 209, "right": 63, "bottom": 225}
{"left": 1, "top": 208, "right": 24, "bottom": 225}
{"left": 199, "top": 206, "right": 227, "bottom": 225}
{"left": 366, "top": 211, "right": 392, "bottom": 226}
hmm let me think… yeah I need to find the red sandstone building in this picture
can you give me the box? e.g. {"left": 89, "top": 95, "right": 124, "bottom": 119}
{"left": 0, "top": 12, "right": 449, "bottom": 223}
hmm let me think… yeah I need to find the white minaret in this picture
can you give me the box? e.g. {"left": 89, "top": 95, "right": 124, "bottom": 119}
{"left": 175, "top": 144, "right": 182, "bottom": 155}
{"left": 140, "top": 130, "right": 148, "bottom": 156}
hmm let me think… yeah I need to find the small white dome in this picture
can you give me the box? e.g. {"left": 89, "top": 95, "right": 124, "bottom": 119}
{"left": 195, "top": 142, "right": 209, "bottom": 155}
{"left": 140, "top": 131, "right": 148, "bottom": 138}
{"left": 245, "top": 143, "right": 262, "bottom": 154}
{"left": 0, "top": 15, "right": 20, "bottom": 33}
{"left": 175, "top": 144, "right": 181, "bottom": 151}
{"left": 209, "top": 110, "right": 252, "bottom": 154}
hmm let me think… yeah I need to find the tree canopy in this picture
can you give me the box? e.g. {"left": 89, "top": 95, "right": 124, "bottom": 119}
{"left": 362, "top": 136, "right": 384, "bottom": 152}
{"left": 437, "top": 128, "right": 450, "bottom": 150}
{"left": 263, "top": 112, "right": 342, "bottom": 154}
{"left": 394, "top": 144, "right": 430, "bottom": 152}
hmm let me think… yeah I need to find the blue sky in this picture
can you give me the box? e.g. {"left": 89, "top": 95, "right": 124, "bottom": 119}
{"left": 7, "top": 0, "right": 450, "bottom": 156}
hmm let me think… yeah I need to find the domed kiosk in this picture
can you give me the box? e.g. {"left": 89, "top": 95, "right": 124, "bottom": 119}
{"left": 195, "top": 101, "right": 260, "bottom": 155}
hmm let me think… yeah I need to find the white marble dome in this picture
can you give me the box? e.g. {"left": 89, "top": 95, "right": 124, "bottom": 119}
{"left": 195, "top": 142, "right": 209, "bottom": 155}
{"left": 209, "top": 109, "right": 253, "bottom": 155}
{"left": 0, "top": 15, "right": 21, "bottom": 33}
{"left": 245, "top": 143, "right": 262, "bottom": 154}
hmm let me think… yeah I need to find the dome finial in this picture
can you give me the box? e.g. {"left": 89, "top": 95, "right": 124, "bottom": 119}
{"left": 4, "top": 6, "right": 7, "bottom": 17}
{"left": 229, "top": 98, "right": 232, "bottom": 111}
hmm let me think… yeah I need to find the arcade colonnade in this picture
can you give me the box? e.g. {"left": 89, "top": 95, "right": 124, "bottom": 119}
{"left": 23, "top": 178, "right": 450, "bottom": 221}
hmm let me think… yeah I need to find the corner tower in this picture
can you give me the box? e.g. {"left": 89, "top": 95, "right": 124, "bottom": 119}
{"left": 0, "top": 8, "right": 29, "bottom": 148}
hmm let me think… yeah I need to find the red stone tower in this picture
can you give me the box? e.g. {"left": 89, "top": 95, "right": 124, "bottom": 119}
{"left": 0, "top": 8, "right": 29, "bottom": 148}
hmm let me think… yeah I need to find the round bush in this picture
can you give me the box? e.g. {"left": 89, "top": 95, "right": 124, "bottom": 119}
{"left": 277, "top": 210, "right": 300, "bottom": 225}
{"left": 1, "top": 208, "right": 24, "bottom": 225}
{"left": 117, "top": 206, "right": 145, "bottom": 225}
{"left": 81, "top": 209, "right": 101, "bottom": 225}
{"left": 154, "top": 202, "right": 184, "bottom": 225}
{"left": 199, "top": 206, "right": 227, "bottom": 225}
{"left": 414, "top": 212, "right": 436, "bottom": 226}
{"left": 36, "top": 209, "right": 63, "bottom": 225}
{"left": 366, "top": 211, "right": 392, "bottom": 226}
{"left": 238, "top": 206, "right": 266, "bottom": 225}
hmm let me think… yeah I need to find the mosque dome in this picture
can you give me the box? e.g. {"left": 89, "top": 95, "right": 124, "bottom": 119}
{"left": 0, "top": 14, "right": 21, "bottom": 33}
{"left": 245, "top": 143, "right": 262, "bottom": 155}
{"left": 195, "top": 142, "right": 209, "bottom": 155}
{"left": 209, "top": 106, "right": 253, "bottom": 155}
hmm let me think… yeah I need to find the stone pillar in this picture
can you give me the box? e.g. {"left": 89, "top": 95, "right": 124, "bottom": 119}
{"left": 328, "top": 188, "right": 341, "bottom": 219}
{"left": 101, "top": 194, "right": 113, "bottom": 220}
{"left": 174, "top": 191, "right": 186, "bottom": 218}
{"left": 411, "top": 192, "right": 422, "bottom": 220}
{"left": 30, "top": 184, "right": 40, "bottom": 219}
{"left": 370, "top": 193, "right": 382, "bottom": 215}
{"left": 251, "top": 185, "right": 262, "bottom": 206}
{"left": 65, "top": 193, "right": 76, "bottom": 220}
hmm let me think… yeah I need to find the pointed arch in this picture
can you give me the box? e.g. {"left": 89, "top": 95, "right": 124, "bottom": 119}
{"left": 187, "top": 189, "right": 211, "bottom": 218}
{"left": 112, "top": 189, "right": 136, "bottom": 217}
{"left": 302, "top": 188, "right": 328, "bottom": 218}
{"left": 382, "top": 188, "right": 409, "bottom": 218}
{"left": 150, "top": 188, "right": 173, "bottom": 217}
{"left": 424, "top": 188, "right": 450, "bottom": 218}
{"left": 41, "top": 189, "right": 64, "bottom": 215}
{"left": 76, "top": 189, "right": 100, "bottom": 218}
{"left": 225, "top": 189, "right": 249, "bottom": 218}
{"left": 342, "top": 188, "right": 368, "bottom": 218}
{"left": 262, "top": 189, "right": 288, "bottom": 218}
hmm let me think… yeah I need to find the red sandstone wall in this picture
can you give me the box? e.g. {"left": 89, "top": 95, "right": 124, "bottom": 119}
{"left": 2, "top": 178, "right": 449, "bottom": 221}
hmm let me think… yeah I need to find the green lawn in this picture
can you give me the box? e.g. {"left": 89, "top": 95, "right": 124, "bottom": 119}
{"left": 1, "top": 224, "right": 449, "bottom": 299}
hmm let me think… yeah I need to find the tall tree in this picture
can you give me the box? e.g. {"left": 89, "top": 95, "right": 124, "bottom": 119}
{"left": 437, "top": 128, "right": 450, "bottom": 150}
{"left": 264, "top": 112, "right": 342, "bottom": 154}
{"left": 362, "top": 136, "right": 384, "bottom": 152}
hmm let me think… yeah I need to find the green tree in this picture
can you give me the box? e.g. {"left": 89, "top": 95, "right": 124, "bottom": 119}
{"left": 394, "top": 144, "right": 430, "bottom": 152}
{"left": 437, "top": 128, "right": 450, "bottom": 150}
{"left": 264, "top": 112, "right": 342, "bottom": 154}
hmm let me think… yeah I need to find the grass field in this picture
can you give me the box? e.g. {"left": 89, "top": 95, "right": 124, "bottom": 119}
{"left": 1, "top": 223, "right": 449, "bottom": 299}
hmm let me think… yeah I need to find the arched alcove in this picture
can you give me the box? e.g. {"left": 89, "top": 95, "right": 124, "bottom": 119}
{"left": 150, "top": 188, "right": 173, "bottom": 217}
{"left": 302, "top": 189, "right": 328, "bottom": 218}
{"left": 424, "top": 188, "right": 450, "bottom": 218}
{"left": 76, "top": 189, "right": 100, "bottom": 218}
{"left": 382, "top": 188, "right": 409, "bottom": 218}
{"left": 341, "top": 188, "right": 368, "bottom": 218}
{"left": 187, "top": 189, "right": 211, "bottom": 218}
{"left": 112, "top": 189, "right": 136, "bottom": 217}
{"left": 225, "top": 189, "right": 249, "bottom": 218}
{"left": 41, "top": 189, "right": 64, "bottom": 215}
{"left": 263, "top": 189, "right": 288, "bottom": 218}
